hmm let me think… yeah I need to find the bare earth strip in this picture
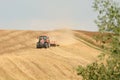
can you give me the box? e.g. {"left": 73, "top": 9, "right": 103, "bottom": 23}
{"left": 0, "top": 29, "right": 101, "bottom": 80}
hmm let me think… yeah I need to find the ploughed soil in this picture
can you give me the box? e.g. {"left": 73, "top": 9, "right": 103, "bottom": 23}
{"left": 0, "top": 29, "right": 101, "bottom": 80}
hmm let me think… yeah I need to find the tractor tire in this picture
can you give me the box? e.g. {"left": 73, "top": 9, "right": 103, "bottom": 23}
{"left": 44, "top": 43, "right": 49, "bottom": 48}
{"left": 36, "top": 43, "right": 39, "bottom": 48}
{"left": 48, "top": 43, "right": 50, "bottom": 48}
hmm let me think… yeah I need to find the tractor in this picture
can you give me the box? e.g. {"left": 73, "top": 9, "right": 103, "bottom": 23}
{"left": 36, "top": 36, "right": 50, "bottom": 48}
{"left": 36, "top": 35, "right": 58, "bottom": 48}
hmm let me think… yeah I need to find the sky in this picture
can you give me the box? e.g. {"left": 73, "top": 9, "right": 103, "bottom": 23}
{"left": 0, "top": 0, "right": 119, "bottom": 31}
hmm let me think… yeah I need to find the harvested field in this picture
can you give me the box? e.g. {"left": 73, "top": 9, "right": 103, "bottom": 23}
{"left": 0, "top": 29, "right": 101, "bottom": 80}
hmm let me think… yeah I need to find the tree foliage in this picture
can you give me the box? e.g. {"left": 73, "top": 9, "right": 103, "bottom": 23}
{"left": 77, "top": 0, "right": 120, "bottom": 80}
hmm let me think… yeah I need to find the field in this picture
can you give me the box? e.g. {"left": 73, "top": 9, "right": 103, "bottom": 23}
{"left": 0, "top": 29, "right": 101, "bottom": 80}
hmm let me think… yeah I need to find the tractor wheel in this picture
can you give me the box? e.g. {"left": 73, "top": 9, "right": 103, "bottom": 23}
{"left": 36, "top": 43, "right": 39, "bottom": 48}
{"left": 44, "top": 43, "right": 49, "bottom": 48}
{"left": 48, "top": 43, "right": 50, "bottom": 48}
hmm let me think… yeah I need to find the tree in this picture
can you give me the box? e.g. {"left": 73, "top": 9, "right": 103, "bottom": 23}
{"left": 77, "top": 0, "right": 120, "bottom": 80}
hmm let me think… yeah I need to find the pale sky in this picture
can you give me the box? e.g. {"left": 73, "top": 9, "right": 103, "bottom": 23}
{"left": 0, "top": 0, "right": 119, "bottom": 31}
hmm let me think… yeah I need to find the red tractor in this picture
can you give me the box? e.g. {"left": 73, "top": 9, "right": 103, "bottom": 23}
{"left": 36, "top": 35, "right": 57, "bottom": 48}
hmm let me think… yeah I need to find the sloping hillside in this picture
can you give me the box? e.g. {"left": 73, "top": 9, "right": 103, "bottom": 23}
{"left": 0, "top": 29, "right": 101, "bottom": 80}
